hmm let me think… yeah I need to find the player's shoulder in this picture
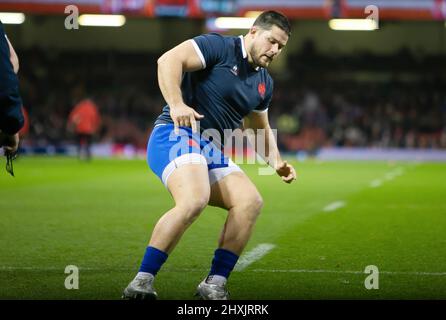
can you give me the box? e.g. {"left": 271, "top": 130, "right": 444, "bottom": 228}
{"left": 194, "top": 33, "right": 238, "bottom": 61}
{"left": 195, "top": 32, "right": 237, "bottom": 46}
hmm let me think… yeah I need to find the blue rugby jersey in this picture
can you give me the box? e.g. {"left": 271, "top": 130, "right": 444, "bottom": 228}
{"left": 155, "top": 33, "right": 273, "bottom": 144}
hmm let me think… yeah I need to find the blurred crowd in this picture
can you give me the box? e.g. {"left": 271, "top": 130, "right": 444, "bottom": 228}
{"left": 16, "top": 43, "right": 446, "bottom": 152}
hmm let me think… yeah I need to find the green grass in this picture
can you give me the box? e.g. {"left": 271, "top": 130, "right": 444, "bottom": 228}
{"left": 0, "top": 157, "right": 445, "bottom": 299}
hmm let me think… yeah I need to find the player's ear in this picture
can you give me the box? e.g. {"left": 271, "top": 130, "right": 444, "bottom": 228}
{"left": 249, "top": 26, "right": 258, "bottom": 37}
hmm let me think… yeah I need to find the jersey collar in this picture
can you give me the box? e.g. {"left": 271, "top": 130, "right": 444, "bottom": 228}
{"left": 239, "top": 35, "right": 260, "bottom": 71}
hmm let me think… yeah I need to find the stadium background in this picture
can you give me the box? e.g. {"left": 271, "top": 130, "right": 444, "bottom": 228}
{"left": 0, "top": 0, "right": 445, "bottom": 300}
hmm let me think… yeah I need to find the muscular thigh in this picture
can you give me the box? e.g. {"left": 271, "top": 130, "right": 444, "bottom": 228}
{"left": 167, "top": 163, "right": 210, "bottom": 205}
{"left": 209, "top": 171, "right": 261, "bottom": 210}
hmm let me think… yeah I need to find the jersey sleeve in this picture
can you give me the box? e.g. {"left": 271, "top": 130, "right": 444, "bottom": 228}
{"left": 0, "top": 23, "right": 24, "bottom": 134}
{"left": 253, "top": 76, "right": 273, "bottom": 113}
{"left": 190, "top": 33, "right": 226, "bottom": 69}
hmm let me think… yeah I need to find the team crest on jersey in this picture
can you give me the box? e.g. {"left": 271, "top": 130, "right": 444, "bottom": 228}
{"left": 188, "top": 139, "right": 199, "bottom": 148}
{"left": 258, "top": 83, "right": 266, "bottom": 99}
{"left": 230, "top": 65, "right": 239, "bottom": 76}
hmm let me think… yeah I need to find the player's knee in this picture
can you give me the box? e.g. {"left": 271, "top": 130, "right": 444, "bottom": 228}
{"left": 251, "top": 193, "right": 264, "bottom": 214}
{"left": 240, "top": 192, "right": 263, "bottom": 218}
{"left": 177, "top": 195, "right": 209, "bottom": 223}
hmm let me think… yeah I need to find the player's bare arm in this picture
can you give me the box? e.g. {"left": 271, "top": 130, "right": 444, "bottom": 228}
{"left": 6, "top": 36, "right": 19, "bottom": 74}
{"left": 245, "top": 110, "right": 297, "bottom": 183}
{"left": 157, "top": 40, "right": 204, "bottom": 133}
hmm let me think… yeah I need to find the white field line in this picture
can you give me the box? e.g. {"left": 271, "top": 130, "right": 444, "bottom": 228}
{"left": 370, "top": 167, "right": 405, "bottom": 187}
{"left": 234, "top": 243, "right": 276, "bottom": 271}
{"left": 323, "top": 201, "right": 346, "bottom": 212}
{"left": 250, "top": 269, "right": 446, "bottom": 276}
{"left": 384, "top": 173, "right": 396, "bottom": 181}
{"left": 2, "top": 266, "right": 446, "bottom": 277}
{"left": 370, "top": 179, "right": 382, "bottom": 188}
{"left": 0, "top": 266, "right": 104, "bottom": 271}
{"left": 1, "top": 243, "right": 277, "bottom": 273}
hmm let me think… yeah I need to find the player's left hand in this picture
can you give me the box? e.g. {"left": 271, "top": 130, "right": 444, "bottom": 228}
{"left": 275, "top": 160, "right": 297, "bottom": 184}
{"left": 0, "top": 132, "right": 19, "bottom": 154}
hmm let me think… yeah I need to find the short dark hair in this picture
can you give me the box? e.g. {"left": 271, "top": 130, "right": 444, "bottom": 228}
{"left": 253, "top": 10, "right": 291, "bottom": 37}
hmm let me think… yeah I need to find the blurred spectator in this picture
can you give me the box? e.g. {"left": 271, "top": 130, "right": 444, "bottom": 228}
{"left": 68, "top": 98, "right": 101, "bottom": 160}
{"left": 18, "top": 106, "right": 30, "bottom": 139}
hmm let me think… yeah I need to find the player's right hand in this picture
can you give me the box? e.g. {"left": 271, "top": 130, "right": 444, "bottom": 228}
{"left": 0, "top": 132, "right": 19, "bottom": 154}
{"left": 170, "top": 103, "right": 204, "bottom": 134}
{"left": 275, "top": 160, "right": 297, "bottom": 184}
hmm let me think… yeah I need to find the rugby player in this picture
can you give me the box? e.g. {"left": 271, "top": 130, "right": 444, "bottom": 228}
{"left": 0, "top": 20, "right": 23, "bottom": 174}
{"left": 123, "top": 11, "right": 296, "bottom": 300}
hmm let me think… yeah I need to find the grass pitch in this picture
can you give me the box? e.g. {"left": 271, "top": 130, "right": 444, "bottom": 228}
{"left": 0, "top": 156, "right": 445, "bottom": 299}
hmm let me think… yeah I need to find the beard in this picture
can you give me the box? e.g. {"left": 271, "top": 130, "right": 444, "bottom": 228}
{"left": 250, "top": 46, "right": 271, "bottom": 68}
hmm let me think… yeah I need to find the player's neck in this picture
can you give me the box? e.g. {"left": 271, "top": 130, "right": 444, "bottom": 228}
{"left": 242, "top": 35, "right": 259, "bottom": 70}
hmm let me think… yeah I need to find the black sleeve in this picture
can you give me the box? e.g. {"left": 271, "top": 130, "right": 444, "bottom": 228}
{"left": 0, "top": 20, "right": 24, "bottom": 134}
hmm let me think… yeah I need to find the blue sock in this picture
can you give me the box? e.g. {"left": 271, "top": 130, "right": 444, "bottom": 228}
{"left": 139, "top": 246, "right": 168, "bottom": 276}
{"left": 208, "top": 248, "right": 239, "bottom": 279}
